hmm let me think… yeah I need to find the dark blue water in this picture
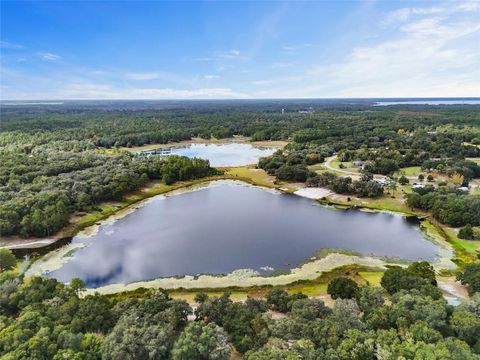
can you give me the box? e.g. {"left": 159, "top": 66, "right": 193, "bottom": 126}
{"left": 48, "top": 181, "right": 440, "bottom": 287}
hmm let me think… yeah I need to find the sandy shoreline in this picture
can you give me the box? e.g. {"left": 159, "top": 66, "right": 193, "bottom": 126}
{"left": 294, "top": 187, "right": 333, "bottom": 199}
{"left": 1, "top": 238, "right": 58, "bottom": 249}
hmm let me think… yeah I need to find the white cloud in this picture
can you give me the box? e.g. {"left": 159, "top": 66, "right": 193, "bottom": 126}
{"left": 126, "top": 72, "right": 159, "bottom": 80}
{"left": 383, "top": 7, "right": 444, "bottom": 25}
{"left": 268, "top": 62, "right": 294, "bottom": 69}
{"left": 281, "top": 43, "right": 312, "bottom": 52}
{"left": 38, "top": 52, "right": 61, "bottom": 61}
{"left": 194, "top": 49, "right": 243, "bottom": 62}
{"left": 226, "top": 49, "right": 240, "bottom": 57}
{"left": 258, "top": 3, "right": 480, "bottom": 98}
{"left": 0, "top": 41, "right": 24, "bottom": 49}
{"left": 56, "top": 83, "right": 249, "bottom": 100}
{"left": 383, "top": 1, "right": 480, "bottom": 26}
{"left": 2, "top": 2, "right": 479, "bottom": 100}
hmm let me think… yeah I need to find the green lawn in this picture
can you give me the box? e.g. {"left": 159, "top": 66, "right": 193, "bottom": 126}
{"left": 225, "top": 167, "right": 275, "bottom": 188}
{"left": 398, "top": 166, "right": 422, "bottom": 176}
{"left": 330, "top": 160, "right": 352, "bottom": 168}
{"left": 358, "top": 271, "right": 383, "bottom": 286}
{"left": 308, "top": 163, "right": 326, "bottom": 172}
{"left": 321, "top": 193, "right": 415, "bottom": 215}
{"left": 421, "top": 220, "right": 480, "bottom": 264}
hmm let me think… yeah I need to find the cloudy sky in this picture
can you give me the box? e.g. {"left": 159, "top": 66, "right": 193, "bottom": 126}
{"left": 1, "top": 1, "right": 479, "bottom": 100}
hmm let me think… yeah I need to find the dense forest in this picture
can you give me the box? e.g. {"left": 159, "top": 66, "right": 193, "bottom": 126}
{"left": 0, "top": 251, "right": 479, "bottom": 359}
{"left": 0, "top": 153, "right": 217, "bottom": 237}
{"left": 1, "top": 102, "right": 480, "bottom": 359}
{"left": 1, "top": 101, "right": 479, "bottom": 236}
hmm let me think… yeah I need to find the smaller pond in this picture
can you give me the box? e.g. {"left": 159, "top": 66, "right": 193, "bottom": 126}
{"left": 141, "top": 143, "right": 277, "bottom": 167}
{"left": 46, "top": 181, "right": 442, "bottom": 288}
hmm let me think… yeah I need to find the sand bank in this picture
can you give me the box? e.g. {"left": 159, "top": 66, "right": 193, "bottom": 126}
{"left": 294, "top": 187, "right": 333, "bottom": 199}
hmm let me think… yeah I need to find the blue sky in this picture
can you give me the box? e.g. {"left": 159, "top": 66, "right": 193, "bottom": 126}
{"left": 1, "top": 1, "right": 479, "bottom": 100}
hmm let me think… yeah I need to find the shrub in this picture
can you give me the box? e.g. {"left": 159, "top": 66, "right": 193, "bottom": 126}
{"left": 0, "top": 249, "right": 16, "bottom": 272}
{"left": 458, "top": 224, "right": 474, "bottom": 240}
{"left": 399, "top": 175, "right": 409, "bottom": 185}
{"left": 457, "top": 264, "right": 480, "bottom": 295}
{"left": 380, "top": 268, "right": 426, "bottom": 295}
{"left": 327, "top": 278, "right": 359, "bottom": 299}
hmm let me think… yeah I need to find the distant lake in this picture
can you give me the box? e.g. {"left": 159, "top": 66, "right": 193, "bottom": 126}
{"left": 140, "top": 143, "right": 277, "bottom": 167}
{"left": 375, "top": 99, "right": 480, "bottom": 106}
{"left": 47, "top": 181, "right": 441, "bottom": 288}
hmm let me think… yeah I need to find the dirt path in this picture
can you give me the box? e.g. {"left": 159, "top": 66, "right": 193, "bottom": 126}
{"left": 324, "top": 156, "right": 360, "bottom": 177}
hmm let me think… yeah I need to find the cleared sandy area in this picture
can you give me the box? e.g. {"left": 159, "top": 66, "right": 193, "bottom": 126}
{"left": 85, "top": 253, "right": 389, "bottom": 295}
{"left": 0, "top": 238, "right": 57, "bottom": 249}
{"left": 437, "top": 277, "right": 470, "bottom": 301}
{"left": 294, "top": 187, "right": 333, "bottom": 199}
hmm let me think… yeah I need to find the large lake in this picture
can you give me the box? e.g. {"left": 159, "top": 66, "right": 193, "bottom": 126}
{"left": 375, "top": 99, "right": 480, "bottom": 106}
{"left": 48, "top": 181, "right": 441, "bottom": 287}
{"left": 141, "top": 143, "right": 277, "bottom": 166}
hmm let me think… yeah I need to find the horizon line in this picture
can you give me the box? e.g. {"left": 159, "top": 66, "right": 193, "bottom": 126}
{"left": 2, "top": 96, "right": 480, "bottom": 103}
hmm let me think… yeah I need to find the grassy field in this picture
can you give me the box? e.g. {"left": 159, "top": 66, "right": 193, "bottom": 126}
{"left": 358, "top": 271, "right": 383, "bottom": 286}
{"left": 329, "top": 160, "right": 360, "bottom": 173}
{"left": 308, "top": 163, "right": 327, "bottom": 172}
{"left": 398, "top": 166, "right": 422, "bottom": 176}
{"left": 166, "top": 265, "right": 384, "bottom": 303}
{"left": 321, "top": 193, "right": 416, "bottom": 215}
{"left": 224, "top": 166, "right": 276, "bottom": 188}
{"left": 330, "top": 160, "right": 352, "bottom": 168}
{"left": 421, "top": 220, "right": 480, "bottom": 264}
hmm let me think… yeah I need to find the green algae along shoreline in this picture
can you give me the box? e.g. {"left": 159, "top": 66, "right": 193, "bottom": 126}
{"left": 22, "top": 176, "right": 460, "bottom": 296}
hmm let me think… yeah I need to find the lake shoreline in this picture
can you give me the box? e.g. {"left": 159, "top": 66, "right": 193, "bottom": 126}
{"left": 5, "top": 159, "right": 471, "bottom": 299}
{"left": 100, "top": 136, "right": 288, "bottom": 155}
{"left": 24, "top": 179, "right": 457, "bottom": 294}
{"left": 4, "top": 167, "right": 463, "bottom": 267}
{"left": 2, "top": 170, "right": 276, "bottom": 251}
{"left": 84, "top": 253, "right": 391, "bottom": 295}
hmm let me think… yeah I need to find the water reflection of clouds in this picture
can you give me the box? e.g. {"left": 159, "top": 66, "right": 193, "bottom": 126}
{"left": 48, "top": 181, "right": 441, "bottom": 288}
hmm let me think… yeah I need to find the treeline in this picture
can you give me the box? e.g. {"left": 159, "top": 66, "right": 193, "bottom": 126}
{"left": 0, "top": 152, "right": 216, "bottom": 237}
{"left": 0, "top": 257, "right": 479, "bottom": 359}
{"left": 306, "top": 172, "right": 384, "bottom": 198}
{"left": 258, "top": 148, "right": 328, "bottom": 182}
{"left": 1, "top": 104, "right": 480, "bottom": 236}
{"left": 2, "top": 105, "right": 479, "bottom": 152}
{"left": 339, "top": 147, "right": 480, "bottom": 180}
{"left": 407, "top": 187, "right": 480, "bottom": 227}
